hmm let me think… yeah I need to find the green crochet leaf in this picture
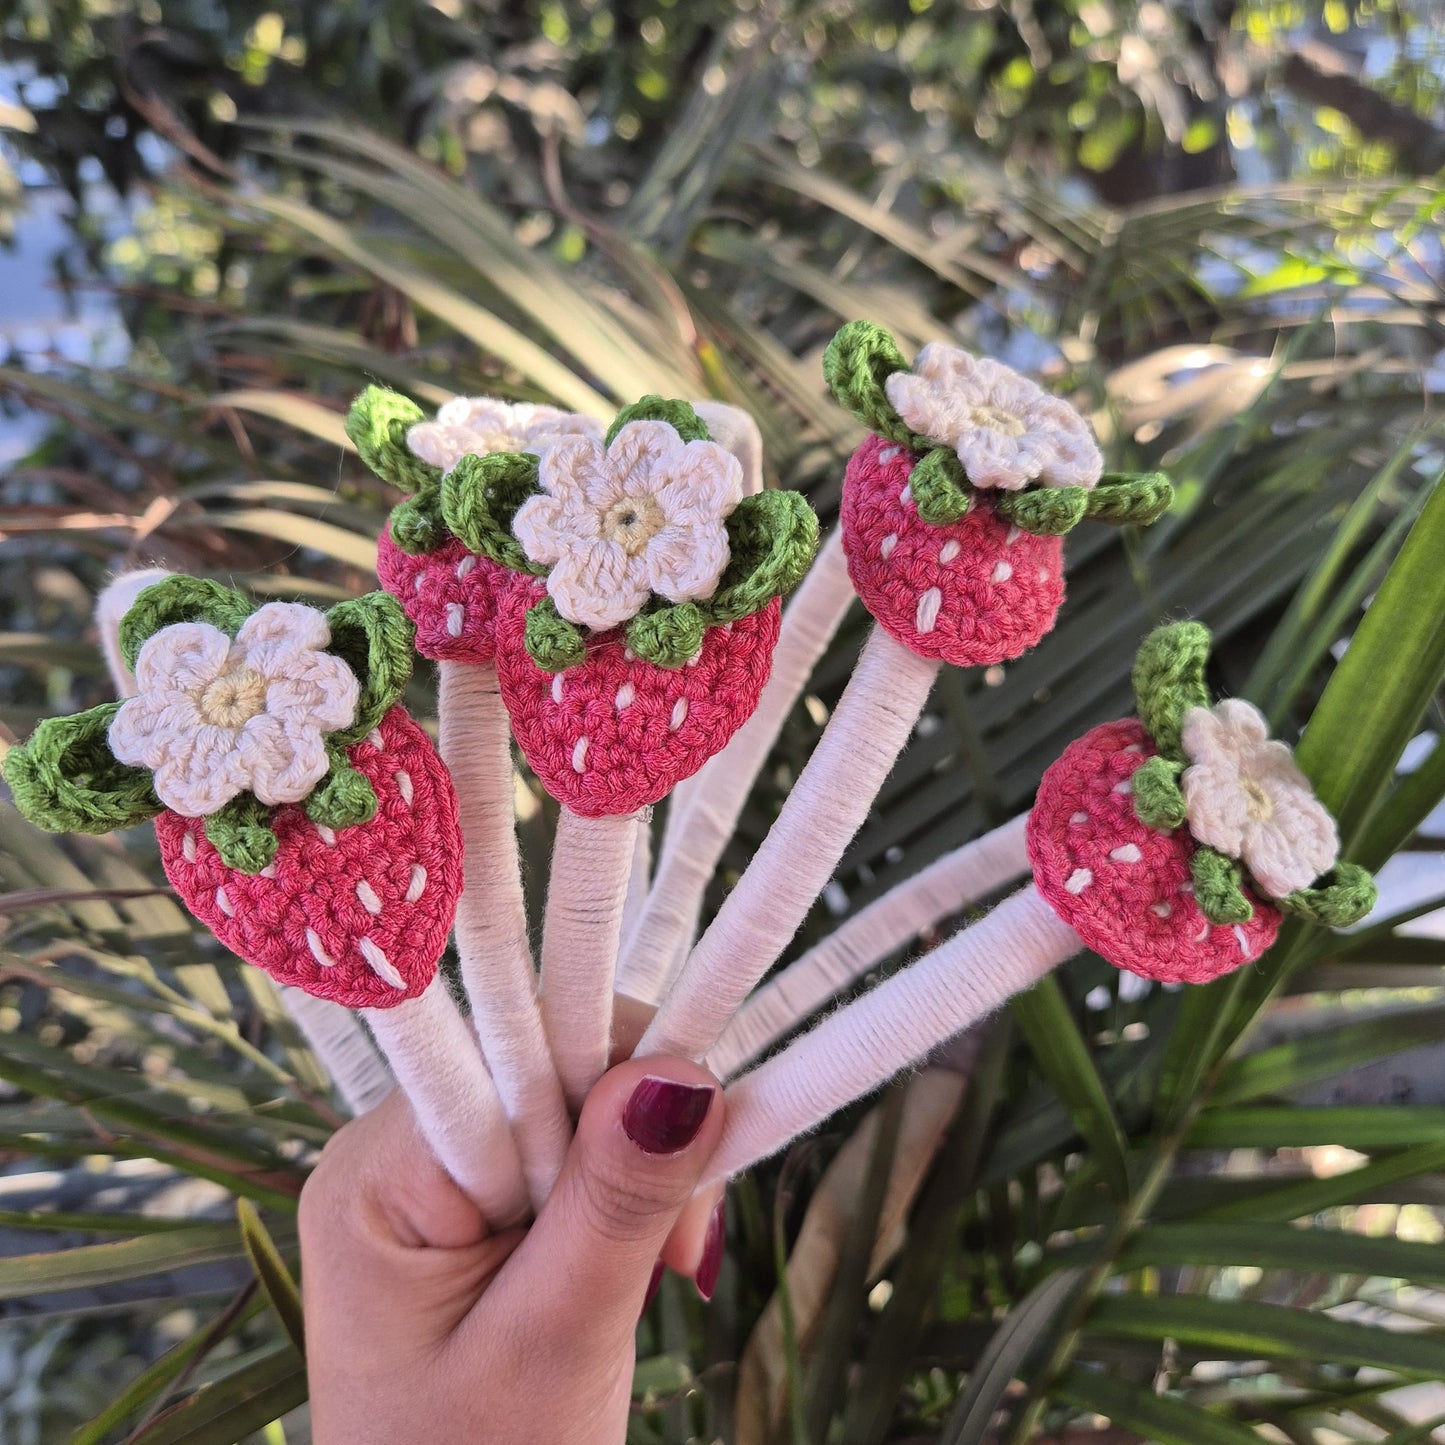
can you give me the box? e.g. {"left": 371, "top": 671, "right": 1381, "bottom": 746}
{"left": 995, "top": 486, "right": 1090, "bottom": 536}
{"left": 822, "top": 321, "right": 927, "bottom": 448}
{"left": 204, "top": 794, "right": 279, "bottom": 874}
{"left": 524, "top": 596, "right": 587, "bottom": 671}
{"left": 1190, "top": 846, "right": 1255, "bottom": 925}
{"left": 702, "top": 491, "right": 821, "bottom": 625}
{"left": 323, "top": 592, "right": 415, "bottom": 745}
{"left": 441, "top": 451, "right": 545, "bottom": 576}
{"left": 1278, "top": 861, "right": 1378, "bottom": 928}
{"left": 4, "top": 703, "right": 163, "bottom": 835}
{"left": 345, "top": 385, "right": 439, "bottom": 495}
{"left": 119, "top": 577, "right": 255, "bottom": 672}
{"left": 628, "top": 602, "right": 706, "bottom": 668}
{"left": 388, "top": 487, "right": 449, "bottom": 556}
{"left": 908, "top": 448, "right": 972, "bottom": 527}
{"left": 1131, "top": 755, "right": 1187, "bottom": 831}
{"left": 1130, "top": 621, "right": 1212, "bottom": 761}
{"left": 605, "top": 396, "right": 709, "bottom": 446}
{"left": 305, "top": 750, "right": 379, "bottom": 833}
{"left": 1085, "top": 472, "right": 1175, "bottom": 527}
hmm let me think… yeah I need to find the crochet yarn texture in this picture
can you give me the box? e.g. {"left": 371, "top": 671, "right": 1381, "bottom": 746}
{"left": 495, "top": 577, "right": 782, "bottom": 817}
{"left": 375, "top": 524, "right": 512, "bottom": 664}
{"left": 841, "top": 434, "right": 1064, "bottom": 667}
{"left": 1028, "top": 717, "right": 1282, "bottom": 984}
{"left": 159, "top": 704, "right": 462, "bottom": 1009}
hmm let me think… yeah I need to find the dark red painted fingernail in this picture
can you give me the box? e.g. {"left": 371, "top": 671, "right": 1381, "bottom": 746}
{"left": 695, "top": 1200, "right": 725, "bottom": 1302}
{"left": 640, "top": 1259, "right": 664, "bottom": 1320}
{"left": 623, "top": 1077, "right": 714, "bottom": 1155}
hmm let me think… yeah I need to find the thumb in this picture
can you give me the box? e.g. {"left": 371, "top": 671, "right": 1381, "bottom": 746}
{"left": 495, "top": 1057, "right": 723, "bottom": 1338}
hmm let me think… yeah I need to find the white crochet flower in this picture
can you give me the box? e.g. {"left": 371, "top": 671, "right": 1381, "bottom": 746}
{"left": 885, "top": 343, "right": 1103, "bottom": 491}
{"left": 109, "top": 603, "right": 360, "bottom": 817}
{"left": 406, "top": 396, "right": 603, "bottom": 474}
{"left": 1180, "top": 698, "right": 1339, "bottom": 898}
{"left": 512, "top": 419, "right": 744, "bottom": 631}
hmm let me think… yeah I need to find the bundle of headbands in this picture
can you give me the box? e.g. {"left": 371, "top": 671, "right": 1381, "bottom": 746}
{"left": 5, "top": 321, "right": 1377, "bottom": 1226}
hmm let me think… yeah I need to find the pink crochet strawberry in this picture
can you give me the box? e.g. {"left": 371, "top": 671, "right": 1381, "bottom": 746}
{"left": 1028, "top": 622, "right": 1376, "bottom": 984}
{"left": 350, "top": 386, "right": 603, "bottom": 664}
{"left": 824, "top": 321, "right": 1174, "bottom": 667}
{"left": 441, "top": 395, "right": 818, "bottom": 815}
{"left": 4, "top": 576, "right": 460, "bottom": 1009}
{"left": 494, "top": 578, "right": 781, "bottom": 816}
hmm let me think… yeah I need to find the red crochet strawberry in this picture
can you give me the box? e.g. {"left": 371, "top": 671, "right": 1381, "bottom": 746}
{"left": 825, "top": 321, "right": 1174, "bottom": 667}
{"left": 4, "top": 576, "right": 460, "bottom": 1009}
{"left": 350, "top": 386, "right": 602, "bottom": 664}
{"left": 842, "top": 433, "right": 1064, "bottom": 664}
{"left": 375, "top": 524, "right": 512, "bottom": 663}
{"left": 1027, "top": 622, "right": 1376, "bottom": 984}
{"left": 494, "top": 577, "right": 781, "bottom": 816}
{"left": 155, "top": 703, "right": 459, "bottom": 1008}
{"left": 440, "top": 395, "right": 817, "bottom": 815}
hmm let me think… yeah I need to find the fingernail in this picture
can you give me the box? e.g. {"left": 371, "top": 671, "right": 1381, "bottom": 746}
{"left": 695, "top": 1199, "right": 725, "bottom": 1302}
{"left": 623, "top": 1077, "right": 714, "bottom": 1155}
{"left": 640, "top": 1259, "right": 664, "bottom": 1320}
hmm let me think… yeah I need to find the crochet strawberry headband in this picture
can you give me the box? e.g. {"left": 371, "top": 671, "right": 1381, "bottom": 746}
{"left": 4, "top": 576, "right": 532, "bottom": 1226}
{"left": 706, "top": 620, "right": 1378, "bottom": 1182}
{"left": 634, "top": 322, "right": 1177, "bottom": 1070}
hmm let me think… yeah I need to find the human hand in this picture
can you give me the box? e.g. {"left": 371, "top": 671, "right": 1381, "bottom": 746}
{"left": 300, "top": 1056, "right": 726, "bottom": 1444}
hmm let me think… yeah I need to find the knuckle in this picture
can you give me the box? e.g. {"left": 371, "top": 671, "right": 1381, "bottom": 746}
{"left": 573, "top": 1158, "right": 682, "bottom": 1244}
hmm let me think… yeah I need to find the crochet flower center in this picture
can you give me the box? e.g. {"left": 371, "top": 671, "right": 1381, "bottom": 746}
{"left": 108, "top": 602, "right": 361, "bottom": 817}
{"left": 198, "top": 668, "right": 268, "bottom": 728}
{"left": 603, "top": 494, "right": 666, "bottom": 555}
{"left": 1241, "top": 775, "right": 1275, "bottom": 824}
{"left": 969, "top": 403, "right": 1027, "bottom": 438}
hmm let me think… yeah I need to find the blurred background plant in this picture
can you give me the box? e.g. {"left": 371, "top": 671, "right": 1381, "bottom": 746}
{"left": 0, "top": 0, "right": 1443, "bottom": 1441}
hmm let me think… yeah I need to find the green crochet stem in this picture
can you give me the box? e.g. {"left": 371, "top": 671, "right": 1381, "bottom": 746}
{"left": 994, "top": 486, "right": 1089, "bottom": 536}
{"left": 1278, "top": 862, "right": 1378, "bottom": 928}
{"left": 703, "top": 491, "right": 819, "bottom": 625}
{"left": 3, "top": 704, "right": 162, "bottom": 835}
{"left": 346, "top": 385, "right": 441, "bottom": 495}
{"left": 1190, "top": 846, "right": 1256, "bottom": 925}
{"left": 306, "top": 746, "right": 380, "bottom": 831}
{"left": 908, "top": 449, "right": 971, "bottom": 527}
{"left": 119, "top": 577, "right": 255, "bottom": 673}
{"left": 628, "top": 603, "right": 706, "bottom": 668}
{"left": 441, "top": 452, "right": 546, "bottom": 576}
{"left": 525, "top": 597, "right": 587, "bottom": 671}
{"left": 1130, "top": 621, "right": 1211, "bottom": 763}
{"left": 822, "top": 321, "right": 925, "bottom": 448}
{"left": 205, "top": 794, "right": 279, "bottom": 874}
{"left": 1130, "top": 755, "right": 1187, "bottom": 831}
{"left": 323, "top": 593, "right": 416, "bottom": 745}
{"left": 605, "top": 396, "right": 710, "bottom": 446}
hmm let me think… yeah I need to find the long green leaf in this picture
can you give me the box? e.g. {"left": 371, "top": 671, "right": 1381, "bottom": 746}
{"left": 0, "top": 1224, "right": 269, "bottom": 1298}
{"left": 1090, "top": 1295, "right": 1445, "bottom": 1374}
{"left": 1189, "top": 1106, "right": 1445, "bottom": 1150}
{"left": 1009, "top": 976, "right": 1131, "bottom": 1202}
{"left": 237, "top": 1199, "right": 306, "bottom": 1356}
{"left": 937, "top": 1267, "right": 1086, "bottom": 1445}
{"left": 1109, "top": 1222, "right": 1445, "bottom": 1284}
{"left": 1212, "top": 1005, "right": 1445, "bottom": 1106}
{"left": 1053, "top": 1368, "right": 1262, "bottom": 1445}
{"left": 131, "top": 1345, "right": 307, "bottom": 1445}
